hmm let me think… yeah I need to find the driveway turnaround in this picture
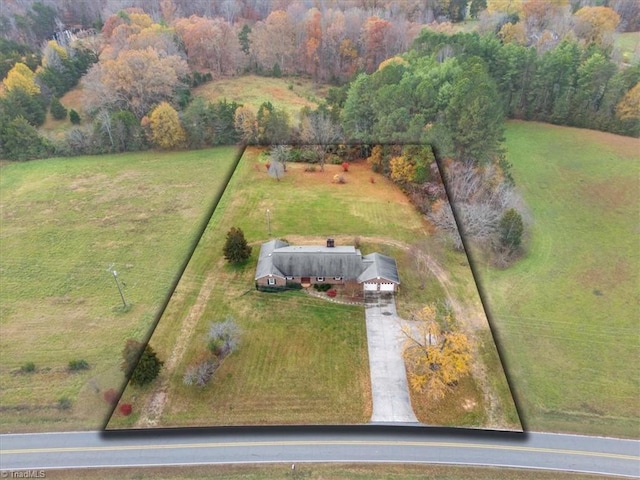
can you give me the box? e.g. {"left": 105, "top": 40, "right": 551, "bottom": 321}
{"left": 364, "top": 293, "right": 419, "bottom": 423}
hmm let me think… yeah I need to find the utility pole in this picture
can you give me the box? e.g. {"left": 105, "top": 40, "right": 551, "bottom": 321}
{"left": 266, "top": 209, "right": 271, "bottom": 236}
{"left": 108, "top": 264, "right": 128, "bottom": 308}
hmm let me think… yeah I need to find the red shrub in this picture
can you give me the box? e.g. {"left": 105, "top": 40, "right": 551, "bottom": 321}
{"left": 370, "top": 176, "right": 375, "bottom": 183}
{"left": 119, "top": 403, "right": 132, "bottom": 416}
{"left": 341, "top": 162, "right": 349, "bottom": 172}
{"left": 327, "top": 289, "right": 337, "bottom": 298}
{"left": 265, "top": 162, "right": 271, "bottom": 171}
{"left": 103, "top": 388, "right": 118, "bottom": 405}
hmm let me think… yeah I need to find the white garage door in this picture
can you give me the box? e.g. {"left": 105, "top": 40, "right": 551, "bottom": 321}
{"left": 363, "top": 282, "right": 378, "bottom": 291}
{"left": 379, "top": 282, "right": 395, "bottom": 292}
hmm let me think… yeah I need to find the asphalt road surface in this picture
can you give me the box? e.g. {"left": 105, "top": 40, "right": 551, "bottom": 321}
{"left": 1, "top": 427, "right": 639, "bottom": 477}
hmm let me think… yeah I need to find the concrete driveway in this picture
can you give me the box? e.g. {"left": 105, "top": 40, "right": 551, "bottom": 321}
{"left": 364, "top": 293, "right": 419, "bottom": 424}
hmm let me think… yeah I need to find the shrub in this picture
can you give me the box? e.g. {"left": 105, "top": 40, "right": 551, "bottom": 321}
{"left": 103, "top": 388, "right": 119, "bottom": 405}
{"left": 304, "top": 165, "right": 317, "bottom": 172}
{"left": 314, "top": 283, "right": 331, "bottom": 292}
{"left": 341, "top": 162, "right": 350, "bottom": 172}
{"left": 183, "top": 358, "right": 219, "bottom": 387}
{"left": 265, "top": 161, "right": 271, "bottom": 171}
{"left": 119, "top": 403, "right": 132, "bottom": 416}
{"left": 68, "top": 359, "right": 90, "bottom": 371}
{"left": 58, "top": 397, "right": 72, "bottom": 410}
{"left": 370, "top": 176, "right": 375, "bottom": 183}
{"left": 69, "top": 109, "right": 80, "bottom": 124}
{"left": 327, "top": 289, "right": 337, "bottom": 298}
{"left": 333, "top": 174, "right": 346, "bottom": 184}
{"left": 20, "top": 361, "right": 36, "bottom": 373}
{"left": 208, "top": 317, "right": 241, "bottom": 358}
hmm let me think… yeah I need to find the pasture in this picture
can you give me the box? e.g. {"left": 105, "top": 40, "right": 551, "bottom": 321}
{"left": 479, "top": 121, "right": 640, "bottom": 437}
{"left": 109, "top": 148, "right": 517, "bottom": 429}
{"left": 0, "top": 147, "right": 240, "bottom": 432}
{"left": 193, "top": 75, "right": 327, "bottom": 123}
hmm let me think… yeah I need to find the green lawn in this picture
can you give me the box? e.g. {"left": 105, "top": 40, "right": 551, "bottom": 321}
{"left": 0, "top": 147, "right": 240, "bottom": 432}
{"left": 614, "top": 31, "right": 640, "bottom": 63}
{"left": 476, "top": 121, "right": 640, "bottom": 437}
{"left": 110, "top": 148, "right": 516, "bottom": 429}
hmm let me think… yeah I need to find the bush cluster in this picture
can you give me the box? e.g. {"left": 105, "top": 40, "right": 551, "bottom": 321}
{"left": 68, "top": 359, "right": 90, "bottom": 371}
{"left": 314, "top": 283, "right": 332, "bottom": 292}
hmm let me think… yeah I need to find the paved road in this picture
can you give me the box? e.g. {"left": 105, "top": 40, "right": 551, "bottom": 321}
{"left": 1, "top": 428, "right": 639, "bottom": 477}
{"left": 364, "top": 293, "right": 418, "bottom": 423}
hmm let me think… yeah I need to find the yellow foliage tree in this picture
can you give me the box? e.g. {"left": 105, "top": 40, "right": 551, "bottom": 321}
{"left": 367, "top": 144, "right": 384, "bottom": 172}
{"left": 615, "top": 82, "right": 640, "bottom": 121}
{"left": 377, "top": 56, "right": 408, "bottom": 72}
{"left": 574, "top": 6, "right": 620, "bottom": 46}
{"left": 498, "top": 22, "right": 527, "bottom": 45}
{"left": 149, "top": 102, "right": 186, "bottom": 150}
{"left": 402, "top": 304, "right": 471, "bottom": 400}
{"left": 234, "top": 105, "right": 258, "bottom": 143}
{"left": 2, "top": 63, "right": 40, "bottom": 96}
{"left": 390, "top": 155, "right": 416, "bottom": 184}
{"left": 487, "top": 0, "right": 524, "bottom": 17}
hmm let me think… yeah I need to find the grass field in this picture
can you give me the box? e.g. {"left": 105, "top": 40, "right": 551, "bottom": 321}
{"left": 39, "top": 463, "right": 606, "bottom": 480}
{"left": 193, "top": 75, "right": 327, "bottom": 124}
{"left": 476, "top": 121, "right": 639, "bottom": 437}
{"left": 0, "top": 147, "right": 240, "bottom": 432}
{"left": 109, "top": 148, "right": 517, "bottom": 429}
{"left": 614, "top": 31, "right": 640, "bottom": 63}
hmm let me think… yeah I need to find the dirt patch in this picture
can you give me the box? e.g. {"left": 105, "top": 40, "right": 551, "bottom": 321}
{"left": 578, "top": 256, "right": 635, "bottom": 291}
{"left": 580, "top": 176, "right": 638, "bottom": 210}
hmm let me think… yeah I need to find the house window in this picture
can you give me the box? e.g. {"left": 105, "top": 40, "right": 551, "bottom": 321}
{"left": 317, "top": 277, "right": 324, "bottom": 282}
{"left": 268, "top": 278, "right": 276, "bottom": 286}
{"left": 334, "top": 276, "right": 342, "bottom": 281}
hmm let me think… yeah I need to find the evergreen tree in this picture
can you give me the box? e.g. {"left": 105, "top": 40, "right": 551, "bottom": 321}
{"left": 120, "top": 339, "right": 144, "bottom": 376}
{"left": 499, "top": 208, "right": 524, "bottom": 250}
{"left": 223, "top": 227, "right": 252, "bottom": 264}
{"left": 1, "top": 116, "right": 48, "bottom": 160}
{"left": 50, "top": 97, "right": 67, "bottom": 120}
{"left": 129, "top": 345, "right": 163, "bottom": 387}
{"left": 444, "top": 60, "right": 504, "bottom": 163}
{"left": 0, "top": 88, "right": 46, "bottom": 127}
{"left": 69, "top": 109, "right": 81, "bottom": 125}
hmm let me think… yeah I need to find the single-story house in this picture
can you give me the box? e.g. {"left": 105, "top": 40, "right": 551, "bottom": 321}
{"left": 255, "top": 238, "right": 400, "bottom": 292}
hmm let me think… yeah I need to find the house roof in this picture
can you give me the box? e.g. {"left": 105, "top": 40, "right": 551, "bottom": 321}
{"left": 357, "top": 252, "right": 401, "bottom": 284}
{"left": 271, "top": 246, "right": 364, "bottom": 279}
{"left": 254, "top": 239, "right": 288, "bottom": 280}
{"left": 255, "top": 240, "right": 401, "bottom": 285}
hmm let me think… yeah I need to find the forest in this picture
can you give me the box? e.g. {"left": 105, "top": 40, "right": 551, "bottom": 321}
{"left": 0, "top": 0, "right": 637, "bottom": 161}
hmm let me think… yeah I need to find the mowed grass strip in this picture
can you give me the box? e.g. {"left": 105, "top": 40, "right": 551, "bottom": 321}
{"left": 0, "top": 147, "right": 240, "bottom": 432}
{"left": 40, "top": 463, "right": 607, "bottom": 480}
{"left": 479, "top": 121, "right": 640, "bottom": 437}
{"left": 111, "top": 148, "right": 440, "bottom": 428}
